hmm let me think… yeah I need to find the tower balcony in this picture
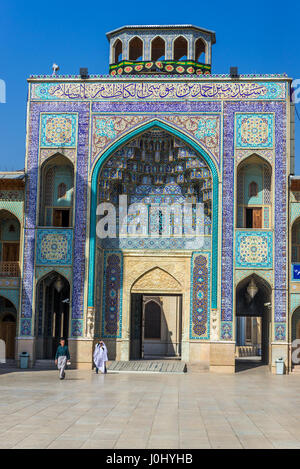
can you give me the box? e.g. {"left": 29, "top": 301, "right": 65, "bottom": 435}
{"left": 109, "top": 59, "right": 211, "bottom": 76}
{"left": 106, "top": 25, "right": 215, "bottom": 77}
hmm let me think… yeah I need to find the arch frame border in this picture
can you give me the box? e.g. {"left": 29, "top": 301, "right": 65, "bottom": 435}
{"left": 88, "top": 119, "right": 219, "bottom": 311}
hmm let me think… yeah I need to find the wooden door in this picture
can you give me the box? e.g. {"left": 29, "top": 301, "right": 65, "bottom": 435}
{"left": 0, "top": 322, "right": 16, "bottom": 359}
{"left": 253, "top": 208, "right": 262, "bottom": 228}
{"left": 3, "top": 243, "right": 19, "bottom": 261}
{"left": 53, "top": 209, "right": 63, "bottom": 227}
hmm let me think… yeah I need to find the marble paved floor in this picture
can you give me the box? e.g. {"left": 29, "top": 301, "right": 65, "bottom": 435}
{"left": 1, "top": 365, "right": 300, "bottom": 449}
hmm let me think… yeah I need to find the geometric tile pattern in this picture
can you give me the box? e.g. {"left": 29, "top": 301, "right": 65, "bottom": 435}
{"left": 36, "top": 229, "right": 73, "bottom": 265}
{"left": 235, "top": 113, "right": 274, "bottom": 148}
{"left": 0, "top": 198, "right": 24, "bottom": 222}
{"left": 162, "top": 115, "right": 220, "bottom": 165}
{"left": 235, "top": 231, "right": 273, "bottom": 268}
{"left": 102, "top": 251, "right": 123, "bottom": 338}
{"left": 235, "top": 148, "right": 274, "bottom": 163}
{"left": 0, "top": 288, "right": 19, "bottom": 310}
{"left": 220, "top": 321, "right": 233, "bottom": 340}
{"left": 235, "top": 269, "right": 273, "bottom": 287}
{"left": 291, "top": 293, "right": 300, "bottom": 313}
{"left": 71, "top": 319, "right": 83, "bottom": 337}
{"left": 190, "top": 252, "right": 210, "bottom": 340}
{"left": 20, "top": 318, "right": 32, "bottom": 336}
{"left": 21, "top": 101, "right": 89, "bottom": 339}
{"left": 91, "top": 115, "right": 148, "bottom": 165}
{"left": 291, "top": 203, "right": 300, "bottom": 224}
{"left": 35, "top": 266, "right": 72, "bottom": 283}
{"left": 0, "top": 278, "right": 20, "bottom": 288}
{"left": 274, "top": 323, "right": 286, "bottom": 341}
{"left": 40, "top": 113, "right": 77, "bottom": 147}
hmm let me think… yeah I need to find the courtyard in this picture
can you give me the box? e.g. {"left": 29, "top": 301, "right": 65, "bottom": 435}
{"left": 1, "top": 366, "right": 300, "bottom": 449}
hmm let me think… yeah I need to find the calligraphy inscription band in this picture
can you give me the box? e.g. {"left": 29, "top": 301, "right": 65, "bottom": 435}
{"left": 31, "top": 81, "right": 286, "bottom": 101}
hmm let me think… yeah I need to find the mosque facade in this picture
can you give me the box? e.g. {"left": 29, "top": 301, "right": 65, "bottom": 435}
{"left": 0, "top": 25, "right": 298, "bottom": 373}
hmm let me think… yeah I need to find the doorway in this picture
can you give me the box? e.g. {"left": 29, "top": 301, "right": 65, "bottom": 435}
{"left": 235, "top": 275, "right": 271, "bottom": 369}
{"left": 35, "top": 273, "right": 70, "bottom": 359}
{"left": 130, "top": 294, "right": 182, "bottom": 360}
{"left": 0, "top": 297, "right": 17, "bottom": 359}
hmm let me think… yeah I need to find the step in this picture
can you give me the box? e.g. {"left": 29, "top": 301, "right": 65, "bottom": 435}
{"left": 107, "top": 360, "right": 187, "bottom": 374}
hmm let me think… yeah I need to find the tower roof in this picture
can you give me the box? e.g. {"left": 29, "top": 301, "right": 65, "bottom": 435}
{"left": 106, "top": 24, "right": 216, "bottom": 44}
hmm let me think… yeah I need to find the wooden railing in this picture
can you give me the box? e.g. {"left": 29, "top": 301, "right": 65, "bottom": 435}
{"left": 0, "top": 262, "right": 20, "bottom": 277}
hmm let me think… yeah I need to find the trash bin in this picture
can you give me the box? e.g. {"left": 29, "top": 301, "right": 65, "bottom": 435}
{"left": 20, "top": 352, "right": 29, "bottom": 369}
{"left": 275, "top": 357, "right": 285, "bottom": 375}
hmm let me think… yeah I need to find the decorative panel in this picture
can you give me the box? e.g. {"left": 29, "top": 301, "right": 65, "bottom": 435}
{"left": 40, "top": 113, "right": 77, "bottom": 147}
{"left": 235, "top": 231, "right": 273, "bottom": 268}
{"left": 102, "top": 251, "right": 123, "bottom": 338}
{"left": 235, "top": 113, "right": 274, "bottom": 149}
{"left": 190, "top": 252, "right": 210, "bottom": 340}
{"left": 36, "top": 229, "right": 73, "bottom": 265}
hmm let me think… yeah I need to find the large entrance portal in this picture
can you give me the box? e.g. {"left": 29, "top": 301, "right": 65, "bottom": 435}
{"left": 35, "top": 272, "right": 70, "bottom": 359}
{"left": 130, "top": 293, "right": 182, "bottom": 360}
{"left": 235, "top": 275, "right": 271, "bottom": 369}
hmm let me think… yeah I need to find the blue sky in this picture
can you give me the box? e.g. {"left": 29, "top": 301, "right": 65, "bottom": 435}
{"left": 1, "top": 0, "right": 300, "bottom": 171}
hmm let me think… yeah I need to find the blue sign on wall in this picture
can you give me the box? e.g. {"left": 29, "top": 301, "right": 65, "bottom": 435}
{"left": 293, "top": 264, "right": 300, "bottom": 280}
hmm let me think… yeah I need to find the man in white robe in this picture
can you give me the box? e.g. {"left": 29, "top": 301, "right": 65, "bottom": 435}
{"left": 93, "top": 341, "right": 108, "bottom": 374}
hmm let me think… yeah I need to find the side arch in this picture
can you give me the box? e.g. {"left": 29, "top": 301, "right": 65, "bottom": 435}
{"left": 0, "top": 292, "right": 18, "bottom": 311}
{"left": 88, "top": 119, "right": 219, "bottom": 308}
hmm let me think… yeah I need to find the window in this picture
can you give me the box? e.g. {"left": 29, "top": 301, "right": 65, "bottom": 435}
{"left": 236, "top": 157, "right": 271, "bottom": 229}
{"left": 151, "top": 37, "right": 165, "bottom": 61}
{"left": 249, "top": 181, "right": 258, "bottom": 197}
{"left": 245, "top": 208, "right": 262, "bottom": 229}
{"left": 58, "top": 183, "right": 67, "bottom": 199}
{"left": 113, "top": 39, "right": 122, "bottom": 63}
{"left": 8, "top": 224, "right": 15, "bottom": 233}
{"left": 174, "top": 36, "right": 188, "bottom": 61}
{"left": 144, "top": 301, "right": 161, "bottom": 339}
{"left": 129, "top": 37, "right": 143, "bottom": 61}
{"left": 195, "top": 38, "right": 205, "bottom": 62}
{"left": 292, "top": 220, "right": 300, "bottom": 262}
{"left": 53, "top": 209, "right": 70, "bottom": 227}
{"left": 40, "top": 156, "right": 74, "bottom": 227}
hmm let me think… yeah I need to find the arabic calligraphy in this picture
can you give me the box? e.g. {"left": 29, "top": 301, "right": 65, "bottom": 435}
{"left": 31, "top": 81, "right": 286, "bottom": 101}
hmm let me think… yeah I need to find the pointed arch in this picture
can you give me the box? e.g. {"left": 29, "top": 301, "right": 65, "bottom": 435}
{"left": 292, "top": 217, "right": 300, "bottom": 262}
{"left": 173, "top": 36, "right": 188, "bottom": 61}
{"left": 131, "top": 266, "right": 182, "bottom": 293}
{"left": 39, "top": 153, "right": 74, "bottom": 226}
{"left": 129, "top": 36, "right": 143, "bottom": 61}
{"left": 236, "top": 273, "right": 271, "bottom": 296}
{"left": 151, "top": 36, "right": 165, "bottom": 61}
{"left": 236, "top": 153, "right": 272, "bottom": 229}
{"left": 0, "top": 293, "right": 18, "bottom": 312}
{"left": 88, "top": 119, "right": 219, "bottom": 309}
{"left": 36, "top": 268, "right": 70, "bottom": 286}
{"left": 112, "top": 38, "right": 123, "bottom": 63}
{"left": 195, "top": 38, "right": 206, "bottom": 62}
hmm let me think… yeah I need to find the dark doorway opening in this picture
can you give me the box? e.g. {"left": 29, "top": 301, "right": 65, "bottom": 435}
{"left": 130, "top": 293, "right": 182, "bottom": 360}
{"left": 235, "top": 275, "right": 271, "bottom": 371}
{"left": 36, "top": 273, "right": 70, "bottom": 359}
